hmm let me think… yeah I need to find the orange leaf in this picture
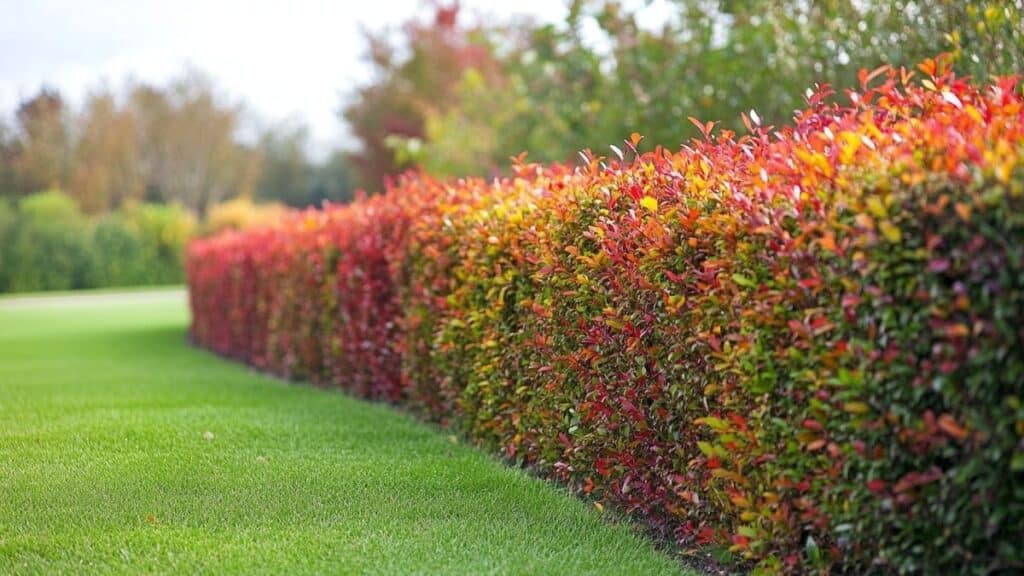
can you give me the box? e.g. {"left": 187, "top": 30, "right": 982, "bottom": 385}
{"left": 918, "top": 58, "right": 937, "bottom": 76}
{"left": 938, "top": 414, "right": 969, "bottom": 440}
{"left": 820, "top": 233, "right": 837, "bottom": 253}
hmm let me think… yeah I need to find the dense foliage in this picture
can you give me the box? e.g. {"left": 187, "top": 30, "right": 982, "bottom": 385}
{"left": 347, "top": 0, "right": 1024, "bottom": 187}
{"left": 0, "top": 190, "right": 193, "bottom": 293}
{"left": 189, "top": 64, "right": 1024, "bottom": 574}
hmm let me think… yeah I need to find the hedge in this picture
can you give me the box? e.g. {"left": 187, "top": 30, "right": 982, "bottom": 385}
{"left": 0, "top": 191, "right": 193, "bottom": 293}
{"left": 187, "top": 61, "right": 1024, "bottom": 574}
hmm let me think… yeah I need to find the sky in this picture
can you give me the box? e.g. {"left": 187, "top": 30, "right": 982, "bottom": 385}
{"left": 0, "top": 0, "right": 568, "bottom": 157}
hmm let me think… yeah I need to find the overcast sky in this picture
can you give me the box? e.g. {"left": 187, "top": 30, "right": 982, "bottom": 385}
{"left": 0, "top": 0, "right": 569, "bottom": 156}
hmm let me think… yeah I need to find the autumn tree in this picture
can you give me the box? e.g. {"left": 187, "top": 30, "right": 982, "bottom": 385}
{"left": 71, "top": 89, "right": 144, "bottom": 213}
{"left": 342, "top": 2, "right": 501, "bottom": 190}
{"left": 130, "top": 72, "right": 259, "bottom": 217}
{"left": 6, "top": 89, "right": 71, "bottom": 195}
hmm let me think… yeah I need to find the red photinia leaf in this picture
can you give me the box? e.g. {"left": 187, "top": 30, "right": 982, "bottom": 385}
{"left": 866, "top": 479, "right": 887, "bottom": 493}
{"left": 802, "top": 419, "right": 824, "bottom": 432}
{"left": 728, "top": 413, "right": 748, "bottom": 431}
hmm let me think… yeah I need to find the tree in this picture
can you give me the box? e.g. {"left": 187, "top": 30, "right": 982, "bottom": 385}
{"left": 255, "top": 124, "right": 311, "bottom": 207}
{"left": 308, "top": 151, "right": 355, "bottom": 206}
{"left": 0, "top": 120, "right": 16, "bottom": 195}
{"left": 130, "top": 72, "right": 259, "bottom": 217}
{"left": 342, "top": 2, "right": 502, "bottom": 190}
{"left": 71, "top": 89, "right": 144, "bottom": 213}
{"left": 6, "top": 89, "right": 72, "bottom": 195}
{"left": 369, "top": 0, "right": 1024, "bottom": 180}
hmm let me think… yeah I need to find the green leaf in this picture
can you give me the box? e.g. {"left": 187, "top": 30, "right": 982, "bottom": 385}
{"left": 731, "top": 274, "right": 756, "bottom": 288}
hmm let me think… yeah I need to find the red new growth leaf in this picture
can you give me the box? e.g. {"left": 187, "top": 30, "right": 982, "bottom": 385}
{"left": 802, "top": 419, "right": 824, "bottom": 432}
{"left": 867, "top": 479, "right": 887, "bottom": 493}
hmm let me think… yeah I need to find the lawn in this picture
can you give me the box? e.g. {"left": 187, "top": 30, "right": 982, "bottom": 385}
{"left": 0, "top": 289, "right": 687, "bottom": 575}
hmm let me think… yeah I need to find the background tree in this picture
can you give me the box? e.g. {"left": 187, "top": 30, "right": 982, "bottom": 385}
{"left": 6, "top": 89, "right": 72, "bottom": 195}
{"left": 342, "top": 2, "right": 502, "bottom": 190}
{"left": 0, "top": 120, "right": 16, "bottom": 194}
{"left": 255, "top": 124, "right": 312, "bottom": 207}
{"left": 71, "top": 89, "right": 144, "bottom": 213}
{"left": 308, "top": 151, "right": 355, "bottom": 206}
{"left": 130, "top": 73, "right": 258, "bottom": 218}
{"left": 346, "top": 0, "right": 1024, "bottom": 183}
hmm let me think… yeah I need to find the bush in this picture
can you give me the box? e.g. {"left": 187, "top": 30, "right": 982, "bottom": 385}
{"left": 187, "top": 63, "right": 1024, "bottom": 574}
{"left": 4, "top": 190, "right": 96, "bottom": 292}
{"left": 92, "top": 217, "right": 147, "bottom": 287}
{"left": 0, "top": 199, "right": 16, "bottom": 291}
{"left": 204, "top": 197, "right": 286, "bottom": 235}
{"left": 125, "top": 202, "right": 195, "bottom": 285}
{"left": 0, "top": 191, "right": 195, "bottom": 293}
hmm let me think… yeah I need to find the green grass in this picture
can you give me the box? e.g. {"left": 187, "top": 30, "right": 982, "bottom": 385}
{"left": 0, "top": 289, "right": 688, "bottom": 575}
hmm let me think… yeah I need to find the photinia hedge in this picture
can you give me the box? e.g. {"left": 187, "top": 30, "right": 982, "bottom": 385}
{"left": 188, "top": 60, "right": 1024, "bottom": 574}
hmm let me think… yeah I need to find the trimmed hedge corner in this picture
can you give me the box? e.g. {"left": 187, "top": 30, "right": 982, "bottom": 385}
{"left": 187, "top": 63, "right": 1024, "bottom": 574}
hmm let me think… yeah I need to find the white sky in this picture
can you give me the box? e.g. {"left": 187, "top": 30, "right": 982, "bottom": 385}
{"left": 0, "top": 0, "right": 673, "bottom": 158}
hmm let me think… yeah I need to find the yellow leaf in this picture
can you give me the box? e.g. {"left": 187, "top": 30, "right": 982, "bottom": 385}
{"left": 711, "top": 468, "right": 748, "bottom": 485}
{"left": 639, "top": 196, "right": 659, "bottom": 212}
{"left": 879, "top": 221, "right": 902, "bottom": 243}
{"left": 844, "top": 401, "right": 871, "bottom": 414}
{"left": 866, "top": 196, "right": 887, "bottom": 218}
{"left": 796, "top": 149, "right": 833, "bottom": 178}
{"left": 837, "top": 131, "right": 861, "bottom": 164}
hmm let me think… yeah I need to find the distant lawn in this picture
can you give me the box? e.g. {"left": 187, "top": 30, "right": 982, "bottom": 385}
{"left": 0, "top": 289, "right": 686, "bottom": 575}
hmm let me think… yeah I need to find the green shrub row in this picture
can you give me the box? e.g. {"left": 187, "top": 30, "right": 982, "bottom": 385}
{"left": 0, "top": 190, "right": 193, "bottom": 293}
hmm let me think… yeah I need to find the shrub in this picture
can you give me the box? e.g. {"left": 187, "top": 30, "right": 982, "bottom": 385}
{"left": 125, "top": 202, "right": 195, "bottom": 285}
{"left": 0, "top": 199, "right": 15, "bottom": 291}
{"left": 4, "top": 190, "right": 97, "bottom": 292}
{"left": 0, "top": 192, "right": 195, "bottom": 293}
{"left": 187, "top": 63, "right": 1024, "bottom": 574}
{"left": 204, "top": 197, "right": 286, "bottom": 235}
{"left": 92, "top": 216, "right": 147, "bottom": 287}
